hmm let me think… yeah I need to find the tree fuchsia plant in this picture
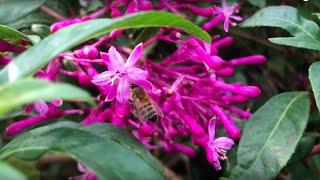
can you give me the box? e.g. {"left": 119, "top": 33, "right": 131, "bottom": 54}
{"left": 3, "top": 0, "right": 266, "bottom": 177}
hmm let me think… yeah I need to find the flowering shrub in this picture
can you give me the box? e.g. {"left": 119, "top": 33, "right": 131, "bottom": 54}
{"left": 0, "top": 0, "right": 320, "bottom": 180}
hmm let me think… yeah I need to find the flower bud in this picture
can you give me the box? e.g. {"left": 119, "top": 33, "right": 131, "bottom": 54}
{"left": 50, "top": 18, "right": 82, "bottom": 33}
{"left": 222, "top": 95, "right": 248, "bottom": 103}
{"left": 211, "top": 105, "right": 241, "bottom": 140}
{"left": 139, "top": 124, "right": 156, "bottom": 137}
{"left": 172, "top": 143, "right": 196, "bottom": 157}
{"left": 216, "top": 67, "right": 234, "bottom": 76}
{"left": 78, "top": 72, "right": 91, "bottom": 86}
{"left": 0, "top": 56, "right": 11, "bottom": 65}
{"left": 212, "top": 36, "right": 234, "bottom": 48}
{"left": 238, "top": 86, "right": 261, "bottom": 98}
{"left": 202, "top": 13, "right": 225, "bottom": 31}
{"left": 6, "top": 116, "right": 46, "bottom": 136}
{"left": 82, "top": 45, "right": 99, "bottom": 59}
{"left": 229, "top": 55, "right": 266, "bottom": 66}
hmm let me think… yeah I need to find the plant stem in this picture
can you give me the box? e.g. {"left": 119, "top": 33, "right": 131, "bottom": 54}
{"left": 40, "top": 5, "right": 67, "bottom": 20}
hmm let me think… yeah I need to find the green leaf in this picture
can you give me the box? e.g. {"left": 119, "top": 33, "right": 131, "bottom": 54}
{"left": 27, "top": 35, "right": 41, "bottom": 44}
{"left": 315, "top": 13, "right": 320, "bottom": 20}
{"left": 0, "top": 78, "right": 95, "bottom": 115}
{"left": 7, "top": 11, "right": 53, "bottom": 30}
{"left": 0, "top": 0, "right": 47, "bottom": 24}
{"left": 241, "top": 6, "right": 320, "bottom": 51}
{"left": 246, "top": 0, "right": 266, "bottom": 8}
{"left": 0, "top": 121, "right": 165, "bottom": 180}
{"left": 6, "top": 156, "right": 40, "bottom": 180}
{"left": 0, "top": 160, "right": 26, "bottom": 180}
{"left": 31, "top": 24, "right": 50, "bottom": 38}
{"left": 231, "top": 92, "right": 310, "bottom": 180}
{"left": 309, "top": 61, "right": 320, "bottom": 114}
{"left": 0, "top": 25, "right": 27, "bottom": 40}
{"left": 288, "top": 134, "right": 318, "bottom": 164}
{"left": 0, "top": 11, "right": 211, "bottom": 83}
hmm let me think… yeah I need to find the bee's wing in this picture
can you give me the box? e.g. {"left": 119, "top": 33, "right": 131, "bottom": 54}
{"left": 151, "top": 99, "right": 164, "bottom": 120}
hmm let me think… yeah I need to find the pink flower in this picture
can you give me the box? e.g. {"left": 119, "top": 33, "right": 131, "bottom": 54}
{"left": 34, "top": 60, "right": 63, "bottom": 116}
{"left": 70, "top": 163, "right": 97, "bottom": 180}
{"left": 0, "top": 39, "right": 25, "bottom": 54}
{"left": 207, "top": 119, "right": 234, "bottom": 170}
{"left": 91, "top": 43, "right": 153, "bottom": 103}
{"left": 203, "top": 0, "right": 242, "bottom": 32}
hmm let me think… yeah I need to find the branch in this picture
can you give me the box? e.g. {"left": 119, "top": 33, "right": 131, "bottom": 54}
{"left": 40, "top": 5, "right": 67, "bottom": 20}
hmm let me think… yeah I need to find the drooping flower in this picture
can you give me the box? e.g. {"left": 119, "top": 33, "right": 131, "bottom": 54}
{"left": 91, "top": 43, "right": 153, "bottom": 104}
{"left": 207, "top": 118, "right": 234, "bottom": 170}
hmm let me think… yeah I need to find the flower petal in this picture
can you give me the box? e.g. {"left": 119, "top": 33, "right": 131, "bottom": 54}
{"left": 36, "top": 70, "right": 48, "bottom": 79}
{"left": 131, "top": 79, "right": 154, "bottom": 92}
{"left": 127, "top": 67, "right": 148, "bottom": 81}
{"left": 107, "top": 46, "right": 125, "bottom": 70}
{"left": 171, "top": 75, "right": 185, "bottom": 92}
{"left": 115, "top": 101, "right": 130, "bottom": 118}
{"left": 103, "top": 84, "right": 117, "bottom": 101}
{"left": 125, "top": 43, "right": 143, "bottom": 67}
{"left": 91, "top": 71, "right": 116, "bottom": 86}
{"left": 116, "top": 78, "right": 130, "bottom": 103}
{"left": 206, "top": 147, "right": 221, "bottom": 170}
{"left": 208, "top": 118, "right": 216, "bottom": 141}
{"left": 34, "top": 100, "right": 49, "bottom": 116}
{"left": 51, "top": 99, "right": 63, "bottom": 106}
{"left": 213, "top": 137, "right": 234, "bottom": 150}
{"left": 46, "top": 60, "right": 60, "bottom": 79}
{"left": 230, "top": 15, "right": 242, "bottom": 21}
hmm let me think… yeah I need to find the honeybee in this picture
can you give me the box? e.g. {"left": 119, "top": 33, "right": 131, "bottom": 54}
{"left": 130, "top": 86, "right": 164, "bottom": 122}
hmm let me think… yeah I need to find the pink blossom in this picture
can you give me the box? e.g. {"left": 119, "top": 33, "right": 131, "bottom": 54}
{"left": 91, "top": 43, "right": 153, "bottom": 103}
{"left": 207, "top": 119, "right": 234, "bottom": 170}
{"left": 203, "top": 0, "right": 242, "bottom": 32}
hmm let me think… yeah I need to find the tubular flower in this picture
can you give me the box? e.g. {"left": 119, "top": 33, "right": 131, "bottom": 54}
{"left": 6, "top": 0, "right": 267, "bottom": 174}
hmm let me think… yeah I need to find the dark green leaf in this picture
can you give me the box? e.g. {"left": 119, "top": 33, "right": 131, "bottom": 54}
{"left": 0, "top": 121, "right": 165, "bottom": 180}
{"left": 0, "top": 78, "right": 95, "bottom": 115}
{"left": 241, "top": 6, "right": 320, "bottom": 51}
{"left": 309, "top": 61, "right": 320, "bottom": 113}
{"left": 288, "top": 161, "right": 319, "bottom": 180}
{"left": 31, "top": 24, "right": 50, "bottom": 38}
{"left": 0, "top": 160, "right": 26, "bottom": 180}
{"left": 132, "top": 27, "right": 160, "bottom": 46}
{"left": 0, "top": 11, "right": 211, "bottom": 83}
{"left": 231, "top": 92, "right": 310, "bottom": 180}
{"left": 246, "top": 0, "right": 266, "bottom": 8}
{"left": 0, "top": 25, "right": 27, "bottom": 40}
{"left": 7, "top": 11, "right": 53, "bottom": 30}
{"left": 288, "top": 134, "right": 318, "bottom": 164}
{"left": 6, "top": 156, "right": 40, "bottom": 180}
{"left": 0, "top": 0, "right": 47, "bottom": 24}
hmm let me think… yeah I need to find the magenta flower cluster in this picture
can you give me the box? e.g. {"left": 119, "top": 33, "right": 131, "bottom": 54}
{"left": 2, "top": 0, "right": 266, "bottom": 176}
